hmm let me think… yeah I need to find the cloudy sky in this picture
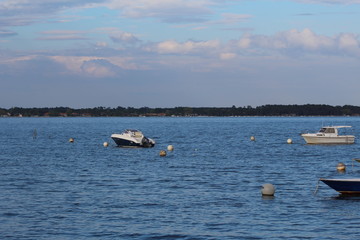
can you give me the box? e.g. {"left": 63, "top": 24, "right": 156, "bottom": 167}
{"left": 1, "top": 0, "right": 360, "bottom": 108}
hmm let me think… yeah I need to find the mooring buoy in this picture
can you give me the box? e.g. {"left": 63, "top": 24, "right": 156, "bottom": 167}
{"left": 261, "top": 183, "right": 275, "bottom": 196}
{"left": 336, "top": 162, "right": 346, "bottom": 171}
{"left": 159, "top": 150, "right": 167, "bottom": 157}
{"left": 287, "top": 138, "right": 293, "bottom": 144}
{"left": 69, "top": 138, "right": 74, "bottom": 143}
{"left": 103, "top": 142, "right": 109, "bottom": 147}
{"left": 167, "top": 145, "right": 174, "bottom": 151}
{"left": 250, "top": 136, "right": 255, "bottom": 141}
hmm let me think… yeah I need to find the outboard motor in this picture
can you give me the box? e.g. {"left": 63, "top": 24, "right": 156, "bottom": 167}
{"left": 142, "top": 137, "right": 155, "bottom": 148}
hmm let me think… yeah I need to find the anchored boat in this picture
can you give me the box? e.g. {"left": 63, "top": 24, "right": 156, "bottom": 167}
{"left": 320, "top": 178, "right": 360, "bottom": 194}
{"left": 301, "top": 126, "right": 355, "bottom": 144}
{"left": 111, "top": 129, "right": 155, "bottom": 148}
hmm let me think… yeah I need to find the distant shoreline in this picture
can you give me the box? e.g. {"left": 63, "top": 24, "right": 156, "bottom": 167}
{"left": 1, "top": 104, "right": 360, "bottom": 117}
{"left": 1, "top": 115, "right": 358, "bottom": 118}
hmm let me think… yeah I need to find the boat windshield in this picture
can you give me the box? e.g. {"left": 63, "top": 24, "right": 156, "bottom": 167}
{"left": 125, "top": 129, "right": 143, "bottom": 137}
{"left": 319, "top": 128, "right": 335, "bottom": 133}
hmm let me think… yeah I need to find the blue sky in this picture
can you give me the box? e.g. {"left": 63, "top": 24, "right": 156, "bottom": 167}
{"left": 1, "top": 0, "right": 360, "bottom": 108}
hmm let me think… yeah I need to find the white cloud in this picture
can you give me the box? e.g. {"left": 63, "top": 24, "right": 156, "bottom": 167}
{"left": 337, "top": 33, "right": 360, "bottom": 56}
{"left": 214, "top": 13, "right": 252, "bottom": 25}
{"left": 96, "top": 41, "right": 108, "bottom": 47}
{"left": 96, "top": 27, "right": 141, "bottom": 45}
{"left": 337, "top": 33, "right": 359, "bottom": 49}
{"left": 50, "top": 56, "right": 100, "bottom": 74}
{"left": 49, "top": 56, "right": 140, "bottom": 77}
{"left": 0, "top": 0, "right": 103, "bottom": 27}
{"left": 219, "top": 52, "right": 237, "bottom": 60}
{"left": 109, "top": 31, "right": 140, "bottom": 44}
{"left": 279, "top": 28, "right": 334, "bottom": 49}
{"left": 238, "top": 35, "right": 251, "bottom": 48}
{"left": 0, "top": 0, "right": 101, "bottom": 13}
{"left": 80, "top": 60, "right": 115, "bottom": 77}
{"left": 38, "top": 30, "right": 88, "bottom": 40}
{"left": 236, "top": 29, "right": 360, "bottom": 57}
{"left": 101, "top": 0, "right": 213, "bottom": 23}
{"left": 0, "top": 55, "right": 39, "bottom": 64}
{"left": 150, "top": 39, "right": 220, "bottom": 54}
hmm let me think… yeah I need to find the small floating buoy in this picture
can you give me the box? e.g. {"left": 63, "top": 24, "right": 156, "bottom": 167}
{"left": 167, "top": 145, "right": 174, "bottom": 151}
{"left": 337, "top": 162, "right": 346, "bottom": 172}
{"left": 287, "top": 138, "right": 293, "bottom": 144}
{"left": 69, "top": 138, "right": 74, "bottom": 143}
{"left": 261, "top": 183, "right": 275, "bottom": 196}
{"left": 103, "top": 142, "right": 109, "bottom": 147}
{"left": 250, "top": 136, "right": 255, "bottom": 141}
{"left": 159, "top": 150, "right": 167, "bottom": 157}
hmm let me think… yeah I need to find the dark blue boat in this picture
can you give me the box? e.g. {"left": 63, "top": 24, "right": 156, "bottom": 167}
{"left": 320, "top": 178, "right": 360, "bottom": 194}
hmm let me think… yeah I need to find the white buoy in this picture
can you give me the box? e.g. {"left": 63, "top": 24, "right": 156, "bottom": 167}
{"left": 69, "top": 138, "right": 74, "bottom": 143}
{"left": 103, "top": 142, "right": 109, "bottom": 147}
{"left": 337, "top": 162, "right": 346, "bottom": 171}
{"left": 167, "top": 145, "right": 174, "bottom": 151}
{"left": 287, "top": 138, "right": 293, "bottom": 144}
{"left": 261, "top": 183, "right": 275, "bottom": 196}
{"left": 159, "top": 150, "right": 167, "bottom": 157}
{"left": 250, "top": 136, "right": 255, "bottom": 141}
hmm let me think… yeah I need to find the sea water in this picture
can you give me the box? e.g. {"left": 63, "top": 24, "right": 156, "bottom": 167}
{"left": 1, "top": 116, "right": 360, "bottom": 239}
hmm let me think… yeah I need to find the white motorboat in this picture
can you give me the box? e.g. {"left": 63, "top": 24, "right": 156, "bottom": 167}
{"left": 301, "top": 126, "right": 355, "bottom": 144}
{"left": 111, "top": 129, "right": 155, "bottom": 148}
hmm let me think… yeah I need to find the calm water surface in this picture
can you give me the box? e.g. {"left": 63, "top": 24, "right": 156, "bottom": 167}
{"left": 1, "top": 117, "right": 360, "bottom": 239}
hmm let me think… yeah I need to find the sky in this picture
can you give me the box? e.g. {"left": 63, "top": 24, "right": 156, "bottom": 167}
{"left": 1, "top": 0, "right": 360, "bottom": 108}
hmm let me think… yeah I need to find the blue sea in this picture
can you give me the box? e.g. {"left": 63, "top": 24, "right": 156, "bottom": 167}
{"left": 1, "top": 116, "right": 360, "bottom": 239}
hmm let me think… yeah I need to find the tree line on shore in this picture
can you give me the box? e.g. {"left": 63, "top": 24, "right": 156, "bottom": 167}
{"left": 1, "top": 104, "right": 360, "bottom": 117}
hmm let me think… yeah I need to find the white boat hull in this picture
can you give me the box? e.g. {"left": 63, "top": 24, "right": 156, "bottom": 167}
{"left": 111, "top": 130, "right": 155, "bottom": 148}
{"left": 301, "top": 134, "right": 355, "bottom": 144}
{"left": 111, "top": 136, "right": 155, "bottom": 148}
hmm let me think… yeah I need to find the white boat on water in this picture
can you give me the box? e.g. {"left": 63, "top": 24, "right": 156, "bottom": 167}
{"left": 301, "top": 126, "right": 355, "bottom": 144}
{"left": 111, "top": 129, "right": 155, "bottom": 148}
